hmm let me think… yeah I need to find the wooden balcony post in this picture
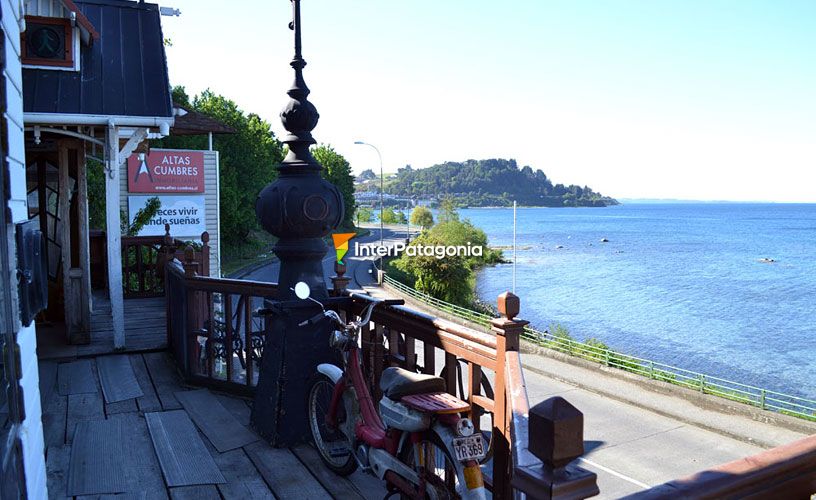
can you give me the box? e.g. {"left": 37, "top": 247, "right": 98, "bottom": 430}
{"left": 200, "top": 231, "right": 210, "bottom": 277}
{"left": 330, "top": 260, "right": 350, "bottom": 296}
{"left": 182, "top": 245, "right": 198, "bottom": 278}
{"left": 157, "top": 224, "right": 174, "bottom": 283}
{"left": 182, "top": 245, "right": 201, "bottom": 373}
{"left": 512, "top": 397, "right": 599, "bottom": 499}
{"left": 490, "top": 291, "right": 528, "bottom": 498}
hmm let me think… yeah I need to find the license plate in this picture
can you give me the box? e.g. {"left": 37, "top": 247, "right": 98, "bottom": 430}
{"left": 452, "top": 434, "right": 486, "bottom": 461}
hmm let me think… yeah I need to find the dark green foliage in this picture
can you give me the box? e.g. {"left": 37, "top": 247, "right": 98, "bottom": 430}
{"left": 153, "top": 87, "right": 284, "bottom": 251}
{"left": 386, "top": 158, "right": 618, "bottom": 207}
{"left": 313, "top": 144, "right": 356, "bottom": 228}
{"left": 357, "top": 169, "right": 376, "bottom": 182}
{"left": 393, "top": 230, "right": 473, "bottom": 305}
{"left": 390, "top": 211, "right": 503, "bottom": 306}
{"left": 121, "top": 196, "right": 161, "bottom": 236}
{"left": 87, "top": 159, "right": 106, "bottom": 230}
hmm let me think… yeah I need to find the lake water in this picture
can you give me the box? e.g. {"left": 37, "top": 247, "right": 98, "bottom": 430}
{"left": 461, "top": 204, "right": 816, "bottom": 398}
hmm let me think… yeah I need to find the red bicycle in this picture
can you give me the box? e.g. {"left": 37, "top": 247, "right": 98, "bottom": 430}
{"left": 293, "top": 282, "right": 488, "bottom": 499}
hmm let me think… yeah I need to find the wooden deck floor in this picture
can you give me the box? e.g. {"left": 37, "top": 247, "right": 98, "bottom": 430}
{"left": 38, "top": 293, "right": 168, "bottom": 360}
{"left": 39, "top": 352, "right": 385, "bottom": 499}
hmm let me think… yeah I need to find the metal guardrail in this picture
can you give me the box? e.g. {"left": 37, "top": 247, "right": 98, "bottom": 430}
{"left": 383, "top": 274, "right": 816, "bottom": 422}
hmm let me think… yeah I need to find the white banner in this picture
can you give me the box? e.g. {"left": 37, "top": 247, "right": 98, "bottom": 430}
{"left": 128, "top": 195, "right": 206, "bottom": 237}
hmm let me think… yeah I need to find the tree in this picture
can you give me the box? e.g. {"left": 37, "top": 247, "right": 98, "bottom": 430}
{"left": 381, "top": 207, "right": 407, "bottom": 224}
{"left": 355, "top": 207, "right": 373, "bottom": 224}
{"left": 390, "top": 217, "right": 503, "bottom": 306}
{"left": 313, "top": 144, "right": 356, "bottom": 228}
{"left": 384, "top": 158, "right": 617, "bottom": 207}
{"left": 410, "top": 206, "right": 434, "bottom": 230}
{"left": 357, "top": 169, "right": 376, "bottom": 182}
{"left": 438, "top": 197, "right": 459, "bottom": 223}
{"left": 393, "top": 230, "right": 473, "bottom": 305}
{"left": 153, "top": 87, "right": 284, "bottom": 248}
{"left": 121, "top": 197, "right": 161, "bottom": 236}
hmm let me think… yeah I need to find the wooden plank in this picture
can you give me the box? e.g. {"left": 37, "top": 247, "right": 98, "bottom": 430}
{"left": 97, "top": 355, "right": 144, "bottom": 403}
{"left": 143, "top": 352, "right": 183, "bottom": 410}
{"left": 214, "top": 393, "right": 251, "bottom": 427}
{"left": 217, "top": 480, "right": 274, "bottom": 499}
{"left": 170, "top": 485, "right": 220, "bottom": 500}
{"left": 175, "top": 389, "right": 258, "bottom": 452}
{"left": 42, "top": 393, "right": 68, "bottom": 448}
{"left": 291, "top": 445, "right": 365, "bottom": 500}
{"left": 106, "top": 397, "right": 139, "bottom": 415}
{"left": 58, "top": 359, "right": 98, "bottom": 395}
{"left": 145, "top": 410, "right": 226, "bottom": 487}
{"left": 210, "top": 448, "right": 274, "bottom": 499}
{"left": 68, "top": 419, "right": 131, "bottom": 495}
{"left": 77, "top": 146, "right": 93, "bottom": 332}
{"left": 39, "top": 360, "right": 58, "bottom": 409}
{"left": 245, "top": 441, "right": 331, "bottom": 499}
{"left": 77, "top": 494, "right": 154, "bottom": 500}
{"left": 107, "top": 413, "right": 169, "bottom": 500}
{"left": 46, "top": 445, "right": 71, "bottom": 499}
{"left": 67, "top": 392, "right": 104, "bottom": 444}
{"left": 130, "top": 354, "right": 162, "bottom": 413}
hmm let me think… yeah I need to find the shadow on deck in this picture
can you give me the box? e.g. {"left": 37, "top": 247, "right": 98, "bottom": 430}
{"left": 37, "top": 293, "right": 167, "bottom": 360}
{"left": 39, "top": 351, "right": 385, "bottom": 499}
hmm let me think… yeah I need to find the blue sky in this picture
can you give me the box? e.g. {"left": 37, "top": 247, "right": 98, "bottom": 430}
{"left": 161, "top": 1, "right": 815, "bottom": 202}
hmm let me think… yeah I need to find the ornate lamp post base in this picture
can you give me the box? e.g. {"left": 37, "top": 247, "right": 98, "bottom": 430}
{"left": 250, "top": 0, "right": 345, "bottom": 446}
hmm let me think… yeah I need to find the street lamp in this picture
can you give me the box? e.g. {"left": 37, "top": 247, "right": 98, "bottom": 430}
{"left": 354, "top": 140, "right": 384, "bottom": 273}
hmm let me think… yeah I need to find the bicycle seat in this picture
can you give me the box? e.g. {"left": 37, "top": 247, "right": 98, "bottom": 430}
{"left": 379, "top": 367, "right": 447, "bottom": 400}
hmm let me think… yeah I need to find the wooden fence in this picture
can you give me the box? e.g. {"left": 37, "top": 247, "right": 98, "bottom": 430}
{"left": 123, "top": 224, "right": 209, "bottom": 298}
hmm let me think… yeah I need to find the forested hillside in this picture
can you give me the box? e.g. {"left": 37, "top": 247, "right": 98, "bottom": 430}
{"left": 386, "top": 159, "right": 617, "bottom": 207}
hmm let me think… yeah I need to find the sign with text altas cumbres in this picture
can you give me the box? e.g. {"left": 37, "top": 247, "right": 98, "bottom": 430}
{"left": 127, "top": 150, "right": 204, "bottom": 193}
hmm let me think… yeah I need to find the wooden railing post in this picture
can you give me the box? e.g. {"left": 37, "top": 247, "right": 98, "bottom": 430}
{"left": 182, "top": 245, "right": 198, "bottom": 278}
{"left": 157, "top": 223, "right": 175, "bottom": 286}
{"left": 330, "top": 261, "right": 350, "bottom": 296}
{"left": 490, "top": 291, "right": 528, "bottom": 498}
{"left": 182, "top": 246, "right": 201, "bottom": 374}
{"left": 200, "top": 231, "right": 210, "bottom": 277}
{"left": 511, "top": 397, "right": 599, "bottom": 499}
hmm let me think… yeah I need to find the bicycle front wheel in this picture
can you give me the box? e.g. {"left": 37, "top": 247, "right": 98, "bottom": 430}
{"left": 307, "top": 374, "right": 357, "bottom": 476}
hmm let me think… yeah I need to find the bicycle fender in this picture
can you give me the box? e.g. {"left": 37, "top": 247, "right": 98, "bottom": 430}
{"left": 317, "top": 363, "right": 343, "bottom": 385}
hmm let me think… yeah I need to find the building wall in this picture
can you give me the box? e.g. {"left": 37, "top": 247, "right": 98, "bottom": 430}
{"left": 2, "top": 0, "right": 48, "bottom": 497}
{"left": 119, "top": 149, "right": 221, "bottom": 277}
{"left": 23, "top": 0, "right": 67, "bottom": 17}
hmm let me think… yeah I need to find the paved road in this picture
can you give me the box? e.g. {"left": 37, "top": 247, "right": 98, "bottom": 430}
{"left": 234, "top": 229, "right": 795, "bottom": 498}
{"left": 238, "top": 227, "right": 415, "bottom": 288}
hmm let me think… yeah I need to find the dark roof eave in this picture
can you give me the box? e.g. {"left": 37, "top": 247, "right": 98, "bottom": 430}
{"left": 62, "top": 0, "right": 100, "bottom": 41}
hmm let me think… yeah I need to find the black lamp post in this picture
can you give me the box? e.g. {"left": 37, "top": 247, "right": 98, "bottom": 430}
{"left": 354, "top": 140, "right": 384, "bottom": 271}
{"left": 251, "top": 0, "right": 344, "bottom": 446}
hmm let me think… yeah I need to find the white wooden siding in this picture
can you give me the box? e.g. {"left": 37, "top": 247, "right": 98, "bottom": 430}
{"left": 24, "top": 0, "right": 66, "bottom": 18}
{"left": 119, "top": 149, "right": 221, "bottom": 277}
{"left": 4, "top": 0, "right": 49, "bottom": 497}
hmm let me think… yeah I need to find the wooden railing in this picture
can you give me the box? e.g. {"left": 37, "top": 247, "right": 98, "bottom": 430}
{"left": 122, "top": 224, "right": 209, "bottom": 298}
{"left": 163, "top": 261, "right": 816, "bottom": 499}
{"left": 165, "top": 253, "right": 275, "bottom": 396}
{"left": 627, "top": 434, "right": 816, "bottom": 499}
